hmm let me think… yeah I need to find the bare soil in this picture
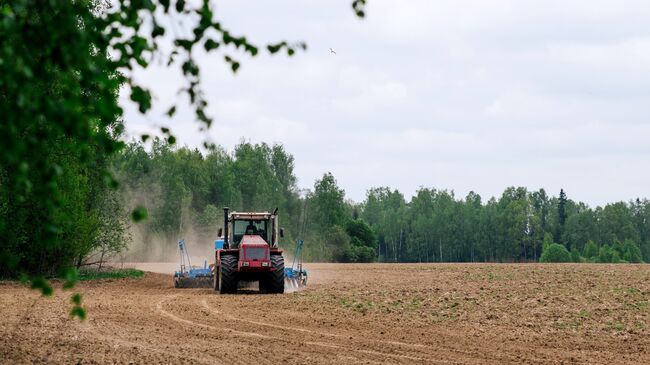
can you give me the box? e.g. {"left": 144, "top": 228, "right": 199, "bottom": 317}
{"left": 1, "top": 263, "right": 649, "bottom": 364}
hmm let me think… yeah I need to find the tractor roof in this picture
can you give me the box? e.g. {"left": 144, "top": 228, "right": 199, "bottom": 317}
{"left": 230, "top": 211, "right": 273, "bottom": 220}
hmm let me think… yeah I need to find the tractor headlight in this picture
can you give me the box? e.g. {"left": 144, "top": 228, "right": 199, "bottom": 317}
{"left": 261, "top": 262, "right": 269, "bottom": 267}
{"left": 242, "top": 261, "right": 250, "bottom": 267}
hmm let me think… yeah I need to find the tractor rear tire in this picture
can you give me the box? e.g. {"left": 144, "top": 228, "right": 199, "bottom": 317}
{"left": 219, "top": 255, "right": 238, "bottom": 294}
{"left": 212, "top": 264, "right": 219, "bottom": 292}
{"left": 267, "top": 255, "right": 285, "bottom": 294}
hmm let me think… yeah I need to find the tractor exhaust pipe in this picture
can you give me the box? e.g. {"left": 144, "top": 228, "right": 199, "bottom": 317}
{"left": 223, "top": 207, "right": 230, "bottom": 249}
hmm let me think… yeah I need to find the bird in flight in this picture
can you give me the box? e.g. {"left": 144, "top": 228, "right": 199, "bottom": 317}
{"left": 329, "top": 48, "right": 337, "bottom": 55}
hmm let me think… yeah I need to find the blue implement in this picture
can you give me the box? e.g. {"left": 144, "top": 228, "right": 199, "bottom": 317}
{"left": 284, "top": 239, "right": 307, "bottom": 288}
{"left": 173, "top": 239, "right": 213, "bottom": 288}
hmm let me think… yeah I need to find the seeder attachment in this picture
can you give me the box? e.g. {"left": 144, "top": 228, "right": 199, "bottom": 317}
{"left": 173, "top": 239, "right": 213, "bottom": 288}
{"left": 284, "top": 239, "right": 308, "bottom": 289}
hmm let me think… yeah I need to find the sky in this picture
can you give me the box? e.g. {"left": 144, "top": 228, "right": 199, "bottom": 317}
{"left": 121, "top": 0, "right": 650, "bottom": 206}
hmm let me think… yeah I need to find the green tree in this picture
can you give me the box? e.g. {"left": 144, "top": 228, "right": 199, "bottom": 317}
{"left": 621, "top": 239, "right": 643, "bottom": 263}
{"left": 555, "top": 189, "right": 568, "bottom": 244}
{"left": 597, "top": 245, "right": 621, "bottom": 263}
{"left": 311, "top": 173, "right": 347, "bottom": 229}
{"left": 498, "top": 187, "right": 529, "bottom": 261}
{"left": 345, "top": 219, "right": 376, "bottom": 248}
{"left": 344, "top": 219, "right": 377, "bottom": 263}
{"left": 570, "top": 248, "right": 582, "bottom": 263}
{"left": 540, "top": 243, "right": 571, "bottom": 263}
{"left": 583, "top": 240, "right": 599, "bottom": 260}
{"left": 599, "top": 202, "right": 640, "bottom": 245}
{"left": 542, "top": 233, "right": 554, "bottom": 252}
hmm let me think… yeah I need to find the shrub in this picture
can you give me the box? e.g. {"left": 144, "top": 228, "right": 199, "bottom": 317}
{"left": 353, "top": 246, "right": 376, "bottom": 263}
{"left": 542, "top": 233, "right": 554, "bottom": 253}
{"left": 570, "top": 248, "right": 582, "bottom": 263}
{"left": 540, "top": 243, "right": 572, "bottom": 263}
{"left": 583, "top": 240, "right": 599, "bottom": 259}
{"left": 337, "top": 247, "right": 358, "bottom": 263}
{"left": 621, "top": 240, "right": 644, "bottom": 263}
{"left": 597, "top": 245, "right": 621, "bottom": 263}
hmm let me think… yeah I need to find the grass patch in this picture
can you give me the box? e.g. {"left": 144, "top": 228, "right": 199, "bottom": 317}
{"left": 77, "top": 268, "right": 144, "bottom": 281}
{"left": 578, "top": 309, "right": 591, "bottom": 319}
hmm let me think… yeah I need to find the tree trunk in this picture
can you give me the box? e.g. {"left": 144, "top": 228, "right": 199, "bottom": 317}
{"left": 395, "top": 228, "right": 404, "bottom": 262}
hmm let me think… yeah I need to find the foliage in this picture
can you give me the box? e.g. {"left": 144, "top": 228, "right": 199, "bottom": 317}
{"left": 597, "top": 245, "right": 621, "bottom": 263}
{"left": 542, "top": 233, "right": 554, "bottom": 253}
{"left": 351, "top": 245, "right": 376, "bottom": 263}
{"left": 77, "top": 268, "right": 145, "bottom": 281}
{"left": 540, "top": 243, "right": 572, "bottom": 263}
{"left": 583, "top": 240, "right": 599, "bottom": 259}
{"left": 341, "top": 219, "right": 377, "bottom": 262}
{"left": 570, "top": 248, "right": 582, "bottom": 263}
{"left": 621, "top": 239, "right": 643, "bottom": 263}
{"left": 310, "top": 173, "right": 347, "bottom": 228}
{"left": 555, "top": 189, "right": 568, "bottom": 243}
{"left": 327, "top": 225, "right": 352, "bottom": 263}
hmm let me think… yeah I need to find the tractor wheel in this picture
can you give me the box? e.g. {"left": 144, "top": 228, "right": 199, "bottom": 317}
{"left": 259, "top": 276, "right": 269, "bottom": 293}
{"left": 267, "top": 255, "right": 285, "bottom": 294}
{"left": 212, "top": 263, "right": 219, "bottom": 291}
{"left": 219, "top": 255, "right": 238, "bottom": 294}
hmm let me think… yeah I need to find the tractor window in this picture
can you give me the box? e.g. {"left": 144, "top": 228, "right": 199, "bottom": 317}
{"left": 233, "top": 219, "right": 269, "bottom": 245}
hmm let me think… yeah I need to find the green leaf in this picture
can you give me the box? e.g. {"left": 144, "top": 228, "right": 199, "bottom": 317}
{"left": 141, "top": 134, "right": 150, "bottom": 142}
{"left": 130, "top": 86, "right": 152, "bottom": 113}
{"left": 246, "top": 45, "right": 258, "bottom": 56}
{"left": 71, "top": 293, "right": 82, "bottom": 305}
{"left": 62, "top": 268, "right": 78, "bottom": 289}
{"left": 70, "top": 306, "right": 86, "bottom": 321}
{"left": 160, "top": 0, "right": 170, "bottom": 12}
{"left": 167, "top": 135, "right": 176, "bottom": 145}
{"left": 204, "top": 39, "right": 220, "bottom": 51}
{"left": 103, "top": 172, "right": 119, "bottom": 189}
{"left": 132, "top": 206, "right": 148, "bottom": 222}
{"left": 166, "top": 106, "right": 176, "bottom": 117}
{"left": 175, "top": 0, "right": 185, "bottom": 13}
{"left": 174, "top": 39, "right": 193, "bottom": 51}
{"left": 31, "top": 277, "right": 53, "bottom": 297}
{"left": 152, "top": 23, "right": 165, "bottom": 38}
{"left": 182, "top": 60, "right": 199, "bottom": 76}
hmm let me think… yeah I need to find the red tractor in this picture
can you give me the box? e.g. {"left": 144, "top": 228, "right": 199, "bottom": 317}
{"left": 214, "top": 207, "right": 285, "bottom": 294}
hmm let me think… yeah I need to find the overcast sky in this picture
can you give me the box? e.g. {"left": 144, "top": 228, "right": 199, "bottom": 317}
{"left": 121, "top": 0, "right": 650, "bottom": 206}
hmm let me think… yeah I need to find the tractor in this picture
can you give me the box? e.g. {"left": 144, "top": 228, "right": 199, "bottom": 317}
{"left": 214, "top": 207, "right": 285, "bottom": 294}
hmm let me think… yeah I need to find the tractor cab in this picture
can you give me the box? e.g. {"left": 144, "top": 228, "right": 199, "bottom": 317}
{"left": 232, "top": 217, "right": 271, "bottom": 247}
{"left": 223, "top": 211, "right": 282, "bottom": 248}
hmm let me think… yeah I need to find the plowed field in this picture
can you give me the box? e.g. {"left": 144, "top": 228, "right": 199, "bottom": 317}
{"left": 1, "top": 263, "right": 649, "bottom": 364}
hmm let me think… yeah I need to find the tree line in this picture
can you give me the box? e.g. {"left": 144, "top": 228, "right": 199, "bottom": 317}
{"left": 3, "top": 134, "right": 648, "bottom": 278}
{"left": 113, "top": 140, "right": 649, "bottom": 265}
{"left": 361, "top": 187, "right": 648, "bottom": 263}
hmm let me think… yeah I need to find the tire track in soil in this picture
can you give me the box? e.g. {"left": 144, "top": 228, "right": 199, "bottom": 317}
{"left": 156, "top": 295, "right": 448, "bottom": 363}
{"left": 79, "top": 324, "right": 219, "bottom": 365}
{"left": 198, "top": 297, "right": 540, "bottom": 364}
{"left": 197, "top": 297, "right": 456, "bottom": 363}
